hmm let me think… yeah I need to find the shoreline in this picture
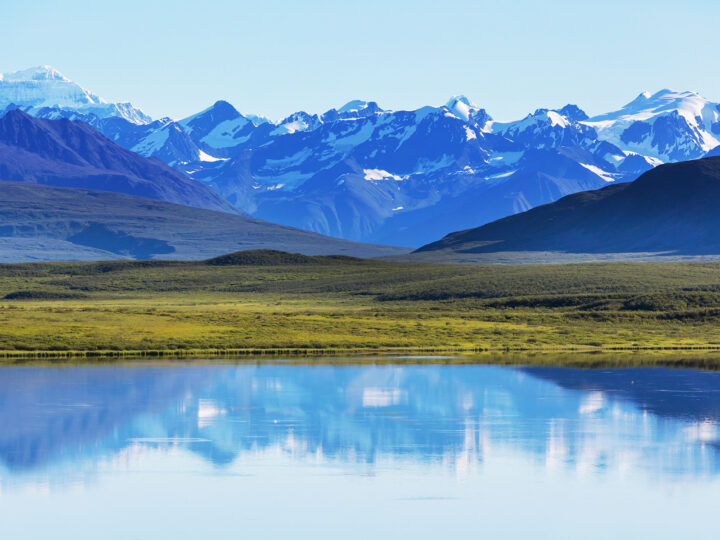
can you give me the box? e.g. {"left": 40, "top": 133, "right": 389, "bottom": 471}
{"left": 4, "top": 346, "right": 720, "bottom": 370}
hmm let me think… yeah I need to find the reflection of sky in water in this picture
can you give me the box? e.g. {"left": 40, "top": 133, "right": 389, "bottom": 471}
{"left": 1, "top": 364, "right": 719, "bottom": 539}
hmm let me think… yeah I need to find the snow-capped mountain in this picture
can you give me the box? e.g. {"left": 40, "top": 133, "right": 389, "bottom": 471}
{"left": 3, "top": 66, "right": 719, "bottom": 246}
{"left": 584, "top": 89, "right": 720, "bottom": 162}
{"left": 0, "top": 66, "right": 150, "bottom": 124}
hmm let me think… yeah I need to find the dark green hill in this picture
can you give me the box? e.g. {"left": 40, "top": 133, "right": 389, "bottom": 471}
{"left": 204, "top": 250, "right": 368, "bottom": 266}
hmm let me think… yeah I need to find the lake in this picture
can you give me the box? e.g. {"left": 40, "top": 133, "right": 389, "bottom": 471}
{"left": 1, "top": 360, "right": 719, "bottom": 539}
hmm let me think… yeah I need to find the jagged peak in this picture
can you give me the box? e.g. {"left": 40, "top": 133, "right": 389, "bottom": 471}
{"left": 444, "top": 95, "right": 489, "bottom": 124}
{"left": 557, "top": 104, "right": 588, "bottom": 122}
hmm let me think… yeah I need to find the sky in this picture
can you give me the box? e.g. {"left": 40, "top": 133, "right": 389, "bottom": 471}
{"left": 2, "top": 0, "right": 719, "bottom": 122}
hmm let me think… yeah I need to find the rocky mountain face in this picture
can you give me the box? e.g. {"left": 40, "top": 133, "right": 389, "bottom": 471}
{"left": 4, "top": 66, "right": 719, "bottom": 246}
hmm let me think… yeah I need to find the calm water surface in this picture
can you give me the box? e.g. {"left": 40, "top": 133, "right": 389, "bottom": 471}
{"left": 1, "top": 361, "right": 719, "bottom": 539}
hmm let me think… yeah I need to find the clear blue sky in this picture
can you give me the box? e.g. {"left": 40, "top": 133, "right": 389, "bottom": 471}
{"left": 3, "top": 0, "right": 719, "bottom": 121}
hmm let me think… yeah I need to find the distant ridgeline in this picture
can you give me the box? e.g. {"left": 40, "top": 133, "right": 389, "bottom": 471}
{"left": 3, "top": 66, "right": 719, "bottom": 247}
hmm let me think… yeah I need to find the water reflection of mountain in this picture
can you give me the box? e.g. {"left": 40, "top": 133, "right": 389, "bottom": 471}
{"left": 0, "top": 364, "right": 718, "bottom": 478}
{"left": 521, "top": 367, "right": 720, "bottom": 422}
{"left": 0, "top": 367, "right": 217, "bottom": 470}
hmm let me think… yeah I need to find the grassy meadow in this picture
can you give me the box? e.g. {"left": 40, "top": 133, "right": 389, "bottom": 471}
{"left": 3, "top": 251, "right": 720, "bottom": 360}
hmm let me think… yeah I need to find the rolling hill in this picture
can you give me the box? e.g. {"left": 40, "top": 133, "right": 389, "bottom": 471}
{"left": 0, "top": 181, "right": 407, "bottom": 262}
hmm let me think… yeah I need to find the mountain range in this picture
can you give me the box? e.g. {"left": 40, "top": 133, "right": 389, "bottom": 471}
{"left": 2, "top": 66, "right": 720, "bottom": 251}
{"left": 414, "top": 156, "right": 720, "bottom": 263}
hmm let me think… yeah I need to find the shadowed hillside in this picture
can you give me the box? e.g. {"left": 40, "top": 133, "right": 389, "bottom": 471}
{"left": 0, "top": 109, "right": 236, "bottom": 213}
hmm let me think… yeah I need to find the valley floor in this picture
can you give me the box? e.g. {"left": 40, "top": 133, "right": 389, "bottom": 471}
{"left": 3, "top": 253, "right": 720, "bottom": 365}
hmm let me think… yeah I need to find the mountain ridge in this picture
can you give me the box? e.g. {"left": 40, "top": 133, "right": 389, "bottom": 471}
{"left": 0, "top": 109, "right": 237, "bottom": 214}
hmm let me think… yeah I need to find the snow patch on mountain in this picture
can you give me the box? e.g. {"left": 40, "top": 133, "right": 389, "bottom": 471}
{"left": 622, "top": 151, "right": 663, "bottom": 167}
{"left": 253, "top": 170, "right": 314, "bottom": 190}
{"left": 446, "top": 95, "right": 478, "bottom": 121}
{"left": 445, "top": 95, "right": 491, "bottom": 130}
{"left": 579, "top": 163, "right": 616, "bottom": 182}
{"left": 546, "top": 110, "right": 570, "bottom": 128}
{"left": 363, "top": 169, "right": 404, "bottom": 181}
{"left": 488, "top": 151, "right": 524, "bottom": 166}
{"left": 272, "top": 119, "right": 309, "bottom": 135}
{"left": 486, "top": 170, "right": 516, "bottom": 179}
{"left": 197, "top": 150, "right": 227, "bottom": 162}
